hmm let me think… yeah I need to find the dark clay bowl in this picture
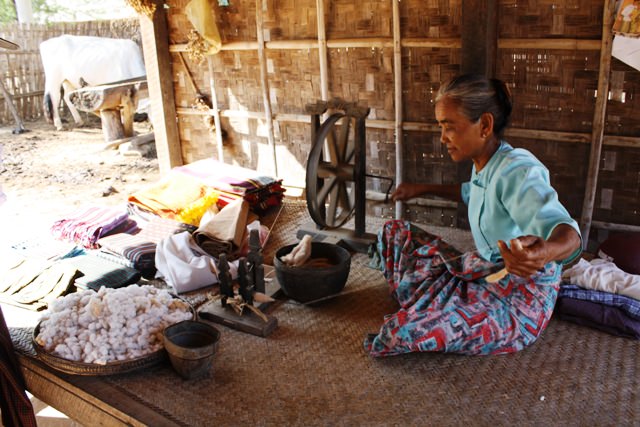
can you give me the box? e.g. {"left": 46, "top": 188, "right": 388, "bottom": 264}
{"left": 273, "top": 242, "right": 351, "bottom": 304}
{"left": 163, "top": 320, "right": 220, "bottom": 380}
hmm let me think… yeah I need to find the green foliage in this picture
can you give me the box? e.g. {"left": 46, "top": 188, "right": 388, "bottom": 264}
{"left": 0, "top": 0, "right": 17, "bottom": 23}
{"left": 0, "top": 0, "right": 71, "bottom": 24}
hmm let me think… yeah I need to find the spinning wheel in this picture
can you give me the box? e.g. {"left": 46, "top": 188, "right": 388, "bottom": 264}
{"left": 305, "top": 99, "right": 368, "bottom": 237}
{"left": 306, "top": 112, "right": 361, "bottom": 229}
{"left": 299, "top": 99, "right": 391, "bottom": 253}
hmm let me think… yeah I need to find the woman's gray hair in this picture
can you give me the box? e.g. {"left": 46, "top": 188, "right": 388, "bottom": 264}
{"left": 435, "top": 74, "right": 513, "bottom": 137}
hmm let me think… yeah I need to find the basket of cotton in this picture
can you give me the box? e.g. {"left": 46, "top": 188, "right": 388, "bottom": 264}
{"left": 32, "top": 285, "right": 194, "bottom": 376}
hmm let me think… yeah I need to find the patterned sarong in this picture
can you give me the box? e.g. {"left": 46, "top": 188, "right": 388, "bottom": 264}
{"left": 365, "top": 220, "right": 561, "bottom": 357}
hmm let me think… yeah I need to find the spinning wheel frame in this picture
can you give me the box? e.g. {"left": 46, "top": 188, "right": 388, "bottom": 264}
{"left": 305, "top": 111, "right": 366, "bottom": 231}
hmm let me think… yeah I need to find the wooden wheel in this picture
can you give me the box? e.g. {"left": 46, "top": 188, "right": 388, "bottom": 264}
{"left": 305, "top": 112, "right": 358, "bottom": 229}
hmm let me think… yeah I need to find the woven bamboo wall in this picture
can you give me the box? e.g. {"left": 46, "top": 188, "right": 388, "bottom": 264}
{"left": 0, "top": 19, "right": 141, "bottom": 126}
{"left": 164, "top": 0, "right": 640, "bottom": 245}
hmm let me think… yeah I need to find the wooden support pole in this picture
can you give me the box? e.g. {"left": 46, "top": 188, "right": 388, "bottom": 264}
{"left": 255, "top": 0, "right": 278, "bottom": 177}
{"left": 461, "top": 0, "right": 498, "bottom": 77}
{"left": 315, "top": 0, "right": 329, "bottom": 101}
{"left": 100, "top": 109, "right": 126, "bottom": 142}
{"left": 392, "top": 0, "right": 404, "bottom": 219}
{"left": 206, "top": 57, "right": 225, "bottom": 162}
{"left": 579, "top": 0, "right": 617, "bottom": 249}
{"left": 139, "top": 0, "right": 183, "bottom": 174}
{"left": 0, "top": 78, "right": 26, "bottom": 134}
{"left": 457, "top": 0, "right": 498, "bottom": 229}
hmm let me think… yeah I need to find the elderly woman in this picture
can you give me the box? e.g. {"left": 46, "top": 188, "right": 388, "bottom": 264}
{"left": 365, "top": 74, "right": 582, "bottom": 357}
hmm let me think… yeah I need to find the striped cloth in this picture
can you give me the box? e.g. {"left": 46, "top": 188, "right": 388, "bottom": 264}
{"left": 50, "top": 205, "right": 137, "bottom": 249}
{"left": 559, "top": 283, "right": 640, "bottom": 320}
{"left": 98, "top": 216, "right": 196, "bottom": 278}
{"left": 61, "top": 251, "right": 141, "bottom": 291}
{"left": 172, "top": 158, "right": 286, "bottom": 214}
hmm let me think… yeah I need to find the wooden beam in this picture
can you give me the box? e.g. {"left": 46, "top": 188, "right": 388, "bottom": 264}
{"left": 499, "top": 39, "right": 601, "bottom": 50}
{"left": 169, "top": 38, "right": 461, "bottom": 53}
{"left": 591, "top": 220, "right": 640, "bottom": 233}
{"left": 139, "top": 0, "right": 183, "bottom": 174}
{"left": 579, "top": 0, "right": 617, "bottom": 248}
{"left": 255, "top": 0, "right": 278, "bottom": 177}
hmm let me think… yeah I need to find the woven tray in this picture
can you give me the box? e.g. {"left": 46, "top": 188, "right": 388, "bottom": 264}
{"left": 32, "top": 322, "right": 168, "bottom": 376}
{"left": 32, "top": 298, "right": 196, "bottom": 376}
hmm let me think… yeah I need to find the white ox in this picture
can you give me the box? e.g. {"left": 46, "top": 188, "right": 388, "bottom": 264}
{"left": 39, "top": 35, "right": 146, "bottom": 130}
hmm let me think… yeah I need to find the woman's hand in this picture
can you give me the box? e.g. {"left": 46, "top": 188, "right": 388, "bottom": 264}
{"left": 497, "top": 236, "right": 549, "bottom": 278}
{"left": 391, "top": 183, "right": 421, "bottom": 202}
{"left": 497, "top": 224, "right": 581, "bottom": 278}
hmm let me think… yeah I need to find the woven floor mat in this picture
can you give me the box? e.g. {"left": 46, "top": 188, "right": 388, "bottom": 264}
{"left": 11, "top": 198, "right": 640, "bottom": 425}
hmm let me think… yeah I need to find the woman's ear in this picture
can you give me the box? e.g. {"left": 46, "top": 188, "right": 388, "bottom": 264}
{"left": 480, "top": 112, "right": 494, "bottom": 136}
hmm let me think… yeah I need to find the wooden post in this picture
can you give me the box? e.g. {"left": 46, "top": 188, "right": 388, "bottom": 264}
{"left": 461, "top": 0, "right": 498, "bottom": 77}
{"left": 139, "top": 0, "right": 183, "bottom": 174}
{"left": 255, "top": 0, "right": 278, "bottom": 177}
{"left": 579, "top": 0, "right": 617, "bottom": 249}
{"left": 121, "top": 94, "right": 135, "bottom": 138}
{"left": 100, "top": 109, "right": 126, "bottom": 142}
{"left": 392, "top": 0, "right": 404, "bottom": 219}
{"left": 315, "top": 0, "right": 329, "bottom": 101}
{"left": 0, "top": 78, "right": 26, "bottom": 134}
{"left": 457, "top": 0, "right": 498, "bottom": 228}
{"left": 206, "top": 57, "right": 225, "bottom": 163}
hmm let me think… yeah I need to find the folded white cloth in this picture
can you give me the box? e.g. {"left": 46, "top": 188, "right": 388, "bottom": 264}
{"left": 562, "top": 258, "right": 640, "bottom": 300}
{"left": 155, "top": 231, "right": 238, "bottom": 294}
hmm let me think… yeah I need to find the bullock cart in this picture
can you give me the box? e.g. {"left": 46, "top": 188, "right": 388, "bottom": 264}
{"left": 68, "top": 76, "right": 148, "bottom": 143}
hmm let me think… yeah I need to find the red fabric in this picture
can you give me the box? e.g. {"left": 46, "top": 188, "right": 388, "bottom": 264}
{"left": 0, "top": 306, "right": 37, "bottom": 427}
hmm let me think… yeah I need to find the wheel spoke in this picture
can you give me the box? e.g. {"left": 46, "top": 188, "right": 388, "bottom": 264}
{"left": 316, "top": 175, "right": 337, "bottom": 206}
{"left": 326, "top": 185, "right": 340, "bottom": 225}
{"left": 337, "top": 118, "right": 351, "bottom": 161}
{"left": 337, "top": 182, "right": 352, "bottom": 212}
{"left": 326, "top": 127, "right": 339, "bottom": 164}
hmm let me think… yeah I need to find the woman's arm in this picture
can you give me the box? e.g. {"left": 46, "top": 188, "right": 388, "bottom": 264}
{"left": 497, "top": 223, "right": 582, "bottom": 278}
{"left": 391, "top": 183, "right": 462, "bottom": 202}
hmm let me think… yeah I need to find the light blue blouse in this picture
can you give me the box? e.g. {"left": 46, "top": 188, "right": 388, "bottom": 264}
{"left": 460, "top": 141, "right": 581, "bottom": 263}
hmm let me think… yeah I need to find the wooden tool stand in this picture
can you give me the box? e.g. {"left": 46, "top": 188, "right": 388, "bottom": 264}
{"left": 68, "top": 76, "right": 148, "bottom": 142}
{"left": 198, "top": 229, "right": 279, "bottom": 337}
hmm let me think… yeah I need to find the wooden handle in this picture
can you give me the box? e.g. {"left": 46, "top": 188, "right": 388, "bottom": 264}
{"left": 485, "top": 267, "right": 508, "bottom": 283}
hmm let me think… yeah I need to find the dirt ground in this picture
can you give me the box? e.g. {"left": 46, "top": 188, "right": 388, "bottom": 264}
{"left": 0, "top": 114, "right": 160, "bottom": 244}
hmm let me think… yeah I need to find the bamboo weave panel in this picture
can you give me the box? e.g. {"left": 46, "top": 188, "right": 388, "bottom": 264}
{"left": 262, "top": 49, "right": 321, "bottom": 115}
{"left": 402, "top": 47, "right": 461, "bottom": 123}
{"left": 263, "top": 0, "right": 318, "bottom": 40}
{"left": 326, "top": 0, "right": 392, "bottom": 39}
{"left": 499, "top": 0, "right": 602, "bottom": 38}
{"left": 207, "top": 50, "right": 264, "bottom": 112}
{"left": 327, "top": 48, "right": 394, "bottom": 121}
{"left": 400, "top": 0, "right": 462, "bottom": 39}
{"left": 606, "top": 61, "right": 640, "bottom": 137}
{"left": 497, "top": 48, "right": 600, "bottom": 134}
{"left": 592, "top": 146, "right": 640, "bottom": 225}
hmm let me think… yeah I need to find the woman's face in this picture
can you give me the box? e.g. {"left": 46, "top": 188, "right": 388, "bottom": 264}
{"left": 435, "top": 96, "right": 486, "bottom": 163}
